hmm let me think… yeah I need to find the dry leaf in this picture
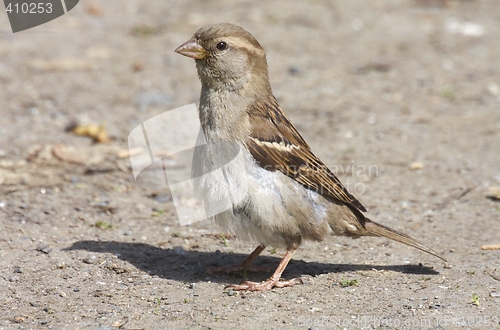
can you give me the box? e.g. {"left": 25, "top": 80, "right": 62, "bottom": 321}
{"left": 117, "top": 147, "right": 144, "bottom": 159}
{"left": 52, "top": 145, "right": 83, "bottom": 164}
{"left": 71, "top": 123, "right": 108, "bottom": 143}
{"left": 481, "top": 244, "right": 500, "bottom": 250}
{"left": 487, "top": 187, "right": 500, "bottom": 200}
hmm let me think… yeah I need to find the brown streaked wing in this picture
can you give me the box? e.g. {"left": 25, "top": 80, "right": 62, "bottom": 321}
{"left": 247, "top": 98, "right": 366, "bottom": 212}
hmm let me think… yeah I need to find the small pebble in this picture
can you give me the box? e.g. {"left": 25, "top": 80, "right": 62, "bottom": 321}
{"left": 36, "top": 246, "right": 52, "bottom": 254}
{"left": 400, "top": 200, "right": 410, "bottom": 209}
{"left": 132, "top": 58, "right": 145, "bottom": 71}
{"left": 367, "top": 115, "right": 376, "bottom": 125}
{"left": 83, "top": 255, "right": 98, "bottom": 264}
{"left": 94, "top": 201, "right": 109, "bottom": 207}
{"left": 488, "top": 82, "right": 499, "bottom": 96}
{"left": 74, "top": 287, "right": 80, "bottom": 292}
{"left": 490, "top": 292, "right": 500, "bottom": 298}
{"left": 288, "top": 66, "right": 300, "bottom": 76}
{"left": 173, "top": 246, "right": 186, "bottom": 255}
{"left": 152, "top": 194, "right": 170, "bottom": 203}
{"left": 409, "top": 161, "right": 425, "bottom": 170}
{"left": 124, "top": 230, "right": 132, "bottom": 236}
{"left": 85, "top": 2, "right": 103, "bottom": 16}
{"left": 189, "top": 283, "right": 196, "bottom": 289}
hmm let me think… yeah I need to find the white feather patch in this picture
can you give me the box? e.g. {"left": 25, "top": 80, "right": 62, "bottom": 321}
{"left": 251, "top": 138, "right": 300, "bottom": 152}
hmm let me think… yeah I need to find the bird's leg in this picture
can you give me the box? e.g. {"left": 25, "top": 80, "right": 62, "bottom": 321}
{"left": 207, "top": 245, "right": 271, "bottom": 274}
{"left": 225, "top": 248, "right": 303, "bottom": 291}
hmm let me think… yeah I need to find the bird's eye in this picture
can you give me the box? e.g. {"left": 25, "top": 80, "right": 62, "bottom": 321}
{"left": 216, "top": 41, "right": 228, "bottom": 51}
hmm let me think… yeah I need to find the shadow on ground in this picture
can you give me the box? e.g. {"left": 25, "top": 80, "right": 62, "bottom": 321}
{"left": 65, "top": 240, "right": 439, "bottom": 284}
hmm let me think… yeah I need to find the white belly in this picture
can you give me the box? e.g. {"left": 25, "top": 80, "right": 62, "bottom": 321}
{"left": 192, "top": 135, "right": 331, "bottom": 248}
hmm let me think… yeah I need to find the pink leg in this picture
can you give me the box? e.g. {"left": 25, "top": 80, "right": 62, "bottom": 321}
{"left": 225, "top": 249, "right": 303, "bottom": 291}
{"left": 207, "top": 245, "right": 271, "bottom": 274}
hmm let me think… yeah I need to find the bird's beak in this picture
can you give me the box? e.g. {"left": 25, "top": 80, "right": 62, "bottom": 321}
{"left": 175, "top": 39, "right": 207, "bottom": 60}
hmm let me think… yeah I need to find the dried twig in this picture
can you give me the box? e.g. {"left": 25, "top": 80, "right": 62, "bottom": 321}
{"left": 434, "top": 185, "right": 476, "bottom": 211}
{"left": 486, "top": 269, "right": 500, "bottom": 282}
{"left": 481, "top": 244, "right": 500, "bottom": 251}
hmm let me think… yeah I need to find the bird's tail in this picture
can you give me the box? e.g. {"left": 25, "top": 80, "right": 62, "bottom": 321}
{"left": 364, "top": 218, "right": 446, "bottom": 262}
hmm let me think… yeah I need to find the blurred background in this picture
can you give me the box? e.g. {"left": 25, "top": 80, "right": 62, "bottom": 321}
{"left": 1, "top": 0, "right": 499, "bottom": 328}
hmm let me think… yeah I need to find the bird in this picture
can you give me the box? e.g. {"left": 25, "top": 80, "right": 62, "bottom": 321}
{"left": 175, "top": 23, "right": 445, "bottom": 291}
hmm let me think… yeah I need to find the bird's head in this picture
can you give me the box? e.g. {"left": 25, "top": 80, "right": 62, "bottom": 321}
{"left": 175, "top": 23, "right": 270, "bottom": 91}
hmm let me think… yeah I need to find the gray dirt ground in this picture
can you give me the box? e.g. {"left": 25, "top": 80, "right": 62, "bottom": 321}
{"left": 1, "top": 1, "right": 500, "bottom": 329}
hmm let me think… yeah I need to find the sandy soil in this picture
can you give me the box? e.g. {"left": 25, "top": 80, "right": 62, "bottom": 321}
{"left": 1, "top": 1, "right": 500, "bottom": 329}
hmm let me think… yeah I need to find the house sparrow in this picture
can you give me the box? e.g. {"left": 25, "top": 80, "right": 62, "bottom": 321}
{"left": 175, "top": 23, "right": 445, "bottom": 291}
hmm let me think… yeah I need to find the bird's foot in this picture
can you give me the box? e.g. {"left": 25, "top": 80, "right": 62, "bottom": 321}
{"left": 207, "top": 264, "right": 271, "bottom": 274}
{"left": 225, "top": 277, "right": 303, "bottom": 291}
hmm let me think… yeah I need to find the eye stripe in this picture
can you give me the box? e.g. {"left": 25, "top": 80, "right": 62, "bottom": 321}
{"left": 223, "top": 36, "right": 265, "bottom": 56}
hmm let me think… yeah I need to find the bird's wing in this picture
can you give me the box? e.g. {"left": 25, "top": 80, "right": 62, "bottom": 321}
{"left": 246, "top": 98, "right": 366, "bottom": 212}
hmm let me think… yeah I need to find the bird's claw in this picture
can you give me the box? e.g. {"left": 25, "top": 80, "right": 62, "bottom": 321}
{"left": 225, "top": 277, "right": 303, "bottom": 291}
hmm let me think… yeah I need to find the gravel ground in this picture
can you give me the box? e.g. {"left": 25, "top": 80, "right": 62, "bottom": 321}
{"left": 1, "top": 1, "right": 500, "bottom": 329}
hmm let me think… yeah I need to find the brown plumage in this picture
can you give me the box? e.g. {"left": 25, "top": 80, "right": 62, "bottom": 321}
{"left": 175, "top": 23, "right": 445, "bottom": 291}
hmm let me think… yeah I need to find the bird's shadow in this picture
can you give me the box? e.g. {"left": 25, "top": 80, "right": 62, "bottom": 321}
{"left": 65, "top": 241, "right": 439, "bottom": 284}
